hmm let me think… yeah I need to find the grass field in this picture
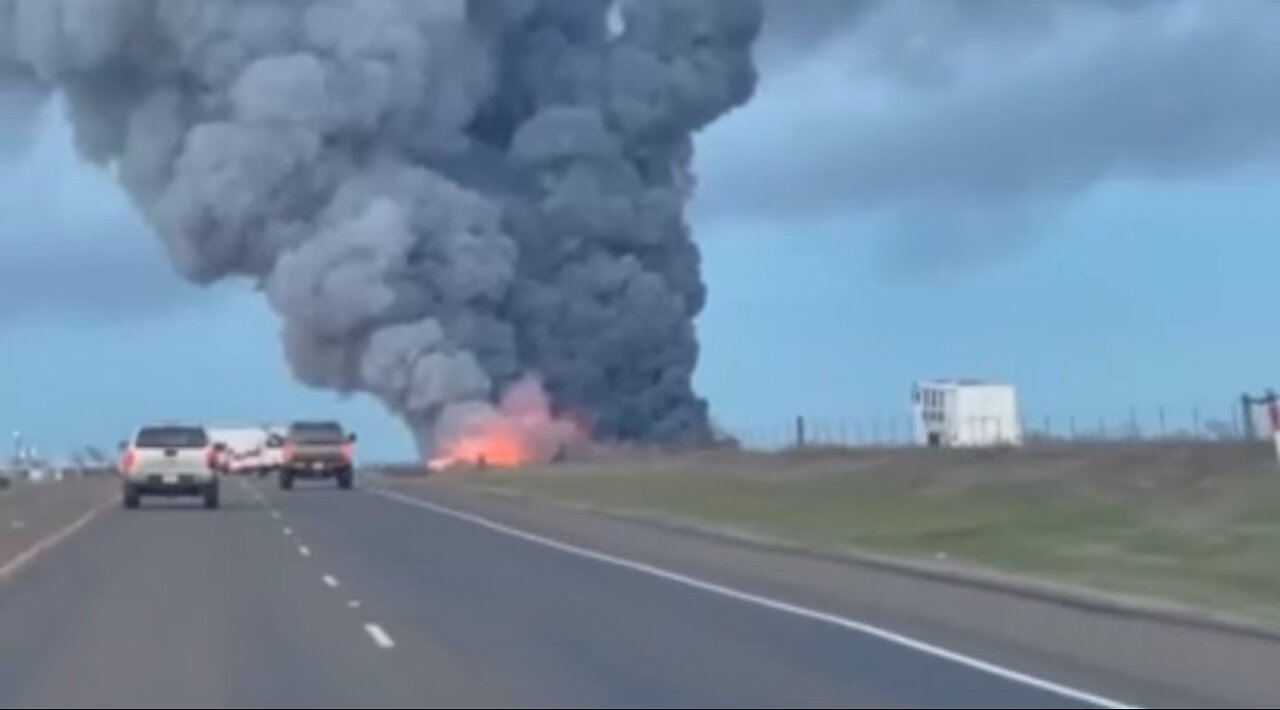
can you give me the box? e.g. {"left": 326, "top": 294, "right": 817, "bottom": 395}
{"left": 455, "top": 443, "right": 1280, "bottom": 625}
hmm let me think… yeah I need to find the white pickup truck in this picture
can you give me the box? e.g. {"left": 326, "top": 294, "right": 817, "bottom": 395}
{"left": 119, "top": 424, "right": 222, "bottom": 509}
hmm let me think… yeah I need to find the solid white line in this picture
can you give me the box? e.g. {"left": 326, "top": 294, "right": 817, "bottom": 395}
{"left": 365, "top": 623, "right": 396, "bottom": 649}
{"left": 323, "top": 575, "right": 339, "bottom": 589}
{"left": 299, "top": 545, "right": 311, "bottom": 558}
{"left": 0, "top": 505, "right": 105, "bottom": 585}
{"left": 372, "top": 488, "right": 1137, "bottom": 710}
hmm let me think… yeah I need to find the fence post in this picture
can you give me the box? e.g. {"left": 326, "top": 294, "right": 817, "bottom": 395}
{"left": 795, "top": 416, "right": 806, "bottom": 449}
{"left": 1159, "top": 406, "right": 1167, "bottom": 438}
{"left": 1241, "top": 394, "right": 1256, "bottom": 441}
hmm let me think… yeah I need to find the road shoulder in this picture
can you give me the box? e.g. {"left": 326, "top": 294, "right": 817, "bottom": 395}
{"left": 0, "top": 478, "right": 116, "bottom": 584}
{"left": 380, "top": 478, "right": 1280, "bottom": 709}
{"left": 466, "top": 481, "right": 1280, "bottom": 644}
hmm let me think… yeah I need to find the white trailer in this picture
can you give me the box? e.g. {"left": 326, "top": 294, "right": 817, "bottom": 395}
{"left": 913, "top": 380, "right": 1022, "bottom": 448}
{"left": 208, "top": 426, "right": 279, "bottom": 476}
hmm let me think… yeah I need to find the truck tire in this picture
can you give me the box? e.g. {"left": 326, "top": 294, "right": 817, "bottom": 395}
{"left": 204, "top": 484, "right": 220, "bottom": 510}
{"left": 123, "top": 486, "right": 141, "bottom": 510}
{"left": 337, "top": 468, "right": 354, "bottom": 490}
{"left": 280, "top": 470, "right": 294, "bottom": 491}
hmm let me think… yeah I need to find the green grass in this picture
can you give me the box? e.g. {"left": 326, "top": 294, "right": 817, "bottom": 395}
{"left": 464, "top": 451, "right": 1280, "bottom": 625}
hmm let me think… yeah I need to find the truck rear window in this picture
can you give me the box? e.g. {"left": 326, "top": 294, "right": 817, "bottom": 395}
{"left": 136, "top": 427, "right": 209, "bottom": 449}
{"left": 289, "top": 423, "right": 346, "bottom": 445}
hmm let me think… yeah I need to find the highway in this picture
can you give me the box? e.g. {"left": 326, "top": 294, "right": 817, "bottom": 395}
{"left": 0, "top": 477, "right": 1275, "bottom": 709}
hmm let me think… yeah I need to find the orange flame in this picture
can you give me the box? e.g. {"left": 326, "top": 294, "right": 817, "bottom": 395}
{"left": 426, "top": 376, "right": 582, "bottom": 473}
{"left": 428, "top": 424, "right": 530, "bottom": 472}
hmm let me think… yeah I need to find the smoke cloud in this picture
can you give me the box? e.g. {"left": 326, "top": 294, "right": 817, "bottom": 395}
{"left": 0, "top": 0, "right": 762, "bottom": 453}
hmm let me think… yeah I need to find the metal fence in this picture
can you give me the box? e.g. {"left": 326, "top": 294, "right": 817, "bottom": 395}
{"left": 727, "top": 401, "right": 1258, "bottom": 452}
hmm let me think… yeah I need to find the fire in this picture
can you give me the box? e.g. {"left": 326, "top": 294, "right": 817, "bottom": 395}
{"left": 426, "top": 376, "right": 582, "bottom": 473}
{"left": 428, "top": 426, "right": 530, "bottom": 472}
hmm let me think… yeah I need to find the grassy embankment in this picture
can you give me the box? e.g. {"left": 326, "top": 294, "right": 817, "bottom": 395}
{"left": 460, "top": 443, "right": 1280, "bottom": 624}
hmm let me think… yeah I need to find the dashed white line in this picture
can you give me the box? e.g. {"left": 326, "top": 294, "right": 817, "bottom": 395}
{"left": 348, "top": 600, "right": 363, "bottom": 610}
{"left": 10, "top": 520, "right": 25, "bottom": 530}
{"left": 372, "top": 488, "right": 1136, "bottom": 710}
{"left": 283, "top": 527, "right": 294, "bottom": 537}
{"left": 364, "top": 623, "right": 396, "bottom": 650}
{"left": 323, "top": 575, "right": 339, "bottom": 589}
{"left": 271, "top": 510, "right": 282, "bottom": 520}
{"left": 299, "top": 545, "right": 311, "bottom": 558}
{"left": 238, "top": 480, "right": 270, "bottom": 507}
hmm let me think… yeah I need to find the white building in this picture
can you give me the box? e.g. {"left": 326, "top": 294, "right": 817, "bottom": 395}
{"left": 913, "top": 380, "right": 1023, "bottom": 448}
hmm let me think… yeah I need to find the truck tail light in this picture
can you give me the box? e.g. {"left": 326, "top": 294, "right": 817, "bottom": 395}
{"left": 119, "top": 448, "right": 136, "bottom": 475}
{"left": 340, "top": 443, "right": 353, "bottom": 462}
{"left": 283, "top": 444, "right": 295, "bottom": 464}
{"left": 206, "top": 447, "right": 218, "bottom": 470}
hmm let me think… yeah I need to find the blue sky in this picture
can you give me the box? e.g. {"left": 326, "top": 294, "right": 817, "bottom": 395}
{"left": 4, "top": 2, "right": 1280, "bottom": 460}
{"left": 695, "top": 175, "right": 1280, "bottom": 445}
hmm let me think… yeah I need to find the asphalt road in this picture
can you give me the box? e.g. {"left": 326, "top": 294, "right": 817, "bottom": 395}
{"left": 0, "top": 478, "right": 113, "bottom": 572}
{"left": 0, "top": 476, "right": 1260, "bottom": 708}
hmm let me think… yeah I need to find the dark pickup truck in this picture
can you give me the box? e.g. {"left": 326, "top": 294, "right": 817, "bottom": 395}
{"left": 279, "top": 421, "right": 357, "bottom": 491}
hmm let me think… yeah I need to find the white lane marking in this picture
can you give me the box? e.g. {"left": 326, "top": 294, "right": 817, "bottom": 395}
{"left": 365, "top": 623, "right": 396, "bottom": 650}
{"left": 299, "top": 545, "right": 311, "bottom": 558}
{"left": 283, "top": 527, "right": 294, "bottom": 537}
{"left": 271, "top": 510, "right": 282, "bottom": 520}
{"left": 239, "top": 479, "right": 271, "bottom": 508}
{"left": 373, "top": 489, "right": 1137, "bottom": 710}
{"left": 10, "top": 520, "right": 25, "bottom": 530}
{"left": 323, "top": 575, "right": 339, "bottom": 589}
{"left": 0, "top": 505, "right": 105, "bottom": 585}
{"left": 348, "top": 600, "right": 363, "bottom": 610}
